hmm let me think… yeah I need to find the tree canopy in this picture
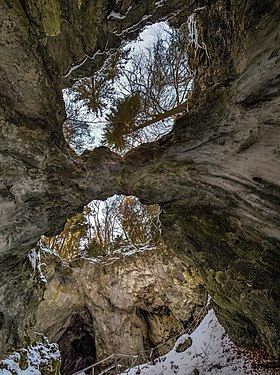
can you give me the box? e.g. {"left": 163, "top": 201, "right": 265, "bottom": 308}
{"left": 43, "top": 196, "right": 161, "bottom": 260}
{"left": 64, "top": 22, "right": 194, "bottom": 152}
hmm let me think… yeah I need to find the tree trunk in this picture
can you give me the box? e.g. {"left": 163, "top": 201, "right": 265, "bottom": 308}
{"left": 132, "top": 100, "right": 188, "bottom": 132}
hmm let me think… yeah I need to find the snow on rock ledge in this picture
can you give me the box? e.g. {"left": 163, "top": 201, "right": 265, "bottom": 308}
{"left": 0, "top": 340, "right": 60, "bottom": 375}
{"left": 124, "top": 309, "right": 271, "bottom": 375}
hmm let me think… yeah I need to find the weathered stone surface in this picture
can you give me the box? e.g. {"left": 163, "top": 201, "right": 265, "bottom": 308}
{"left": 175, "top": 335, "right": 192, "bottom": 353}
{"left": 120, "top": 1, "right": 280, "bottom": 358}
{"left": 0, "top": 0, "right": 203, "bottom": 358}
{"left": 0, "top": 252, "right": 45, "bottom": 354}
{"left": 0, "top": 0, "right": 279, "bottom": 362}
{"left": 35, "top": 247, "right": 206, "bottom": 374}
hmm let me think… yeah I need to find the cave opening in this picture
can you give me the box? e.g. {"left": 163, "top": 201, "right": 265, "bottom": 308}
{"left": 62, "top": 20, "right": 194, "bottom": 156}
{"left": 42, "top": 194, "right": 161, "bottom": 261}
{"left": 58, "top": 311, "right": 96, "bottom": 375}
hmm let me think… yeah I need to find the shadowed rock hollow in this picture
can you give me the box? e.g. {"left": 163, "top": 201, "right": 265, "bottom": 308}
{"left": 0, "top": 0, "right": 279, "bottom": 362}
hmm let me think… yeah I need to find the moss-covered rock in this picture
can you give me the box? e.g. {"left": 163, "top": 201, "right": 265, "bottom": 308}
{"left": 160, "top": 201, "right": 280, "bottom": 357}
{"left": 26, "top": 0, "right": 61, "bottom": 36}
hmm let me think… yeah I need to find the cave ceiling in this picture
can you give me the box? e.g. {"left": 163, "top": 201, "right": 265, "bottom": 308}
{"left": 0, "top": 0, "right": 279, "bottom": 360}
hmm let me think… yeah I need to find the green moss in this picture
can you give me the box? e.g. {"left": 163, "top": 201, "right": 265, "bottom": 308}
{"left": 19, "top": 350, "right": 28, "bottom": 370}
{"left": 161, "top": 199, "right": 280, "bottom": 355}
{"left": 151, "top": 160, "right": 199, "bottom": 174}
{"left": 80, "top": 0, "right": 105, "bottom": 52}
{"left": 215, "top": 270, "right": 227, "bottom": 285}
{"left": 24, "top": 332, "right": 32, "bottom": 347}
{"left": 40, "top": 356, "right": 61, "bottom": 375}
{"left": 27, "top": 0, "right": 61, "bottom": 36}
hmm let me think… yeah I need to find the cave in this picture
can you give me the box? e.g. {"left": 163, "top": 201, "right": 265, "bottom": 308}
{"left": 0, "top": 0, "right": 280, "bottom": 368}
{"left": 58, "top": 311, "right": 96, "bottom": 375}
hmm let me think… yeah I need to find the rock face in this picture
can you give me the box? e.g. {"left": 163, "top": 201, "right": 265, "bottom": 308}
{"left": 35, "top": 247, "right": 207, "bottom": 374}
{"left": 0, "top": 0, "right": 194, "bottom": 356}
{"left": 0, "top": 0, "right": 280, "bottom": 361}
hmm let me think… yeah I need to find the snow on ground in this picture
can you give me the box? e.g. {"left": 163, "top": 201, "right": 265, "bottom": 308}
{"left": 123, "top": 309, "right": 268, "bottom": 375}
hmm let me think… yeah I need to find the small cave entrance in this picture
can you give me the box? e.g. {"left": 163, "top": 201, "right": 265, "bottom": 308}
{"left": 58, "top": 309, "right": 96, "bottom": 375}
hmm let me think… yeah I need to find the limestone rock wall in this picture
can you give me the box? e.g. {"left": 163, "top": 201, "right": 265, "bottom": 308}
{"left": 0, "top": 0, "right": 202, "bottom": 356}
{"left": 120, "top": 1, "right": 280, "bottom": 358}
{"left": 0, "top": 0, "right": 279, "bottom": 361}
{"left": 35, "top": 247, "right": 207, "bottom": 374}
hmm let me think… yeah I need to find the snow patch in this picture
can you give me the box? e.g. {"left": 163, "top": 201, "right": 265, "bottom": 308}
{"left": 155, "top": 0, "right": 166, "bottom": 7}
{"left": 62, "top": 55, "right": 88, "bottom": 78}
{"left": 113, "top": 14, "right": 153, "bottom": 37}
{"left": 107, "top": 6, "right": 132, "bottom": 20}
{"left": 123, "top": 309, "right": 268, "bottom": 375}
{"left": 0, "top": 341, "right": 60, "bottom": 375}
{"left": 187, "top": 13, "right": 209, "bottom": 58}
{"left": 39, "top": 240, "right": 60, "bottom": 258}
{"left": 28, "top": 247, "right": 47, "bottom": 286}
{"left": 83, "top": 243, "right": 157, "bottom": 265}
{"left": 108, "top": 10, "right": 126, "bottom": 20}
